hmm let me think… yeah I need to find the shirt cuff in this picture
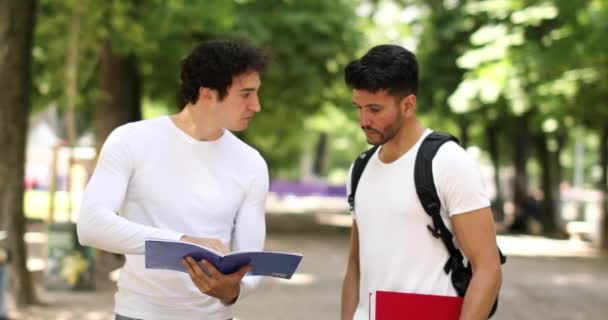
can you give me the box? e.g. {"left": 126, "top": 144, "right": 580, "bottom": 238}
{"left": 223, "top": 275, "right": 261, "bottom": 305}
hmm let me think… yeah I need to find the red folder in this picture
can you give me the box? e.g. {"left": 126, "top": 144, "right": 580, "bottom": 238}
{"left": 372, "top": 290, "right": 463, "bottom": 320}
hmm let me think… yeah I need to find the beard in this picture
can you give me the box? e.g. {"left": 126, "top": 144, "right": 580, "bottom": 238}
{"left": 362, "top": 112, "right": 404, "bottom": 146}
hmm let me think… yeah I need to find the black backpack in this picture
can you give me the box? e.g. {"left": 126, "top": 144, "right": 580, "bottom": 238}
{"left": 347, "top": 132, "right": 506, "bottom": 318}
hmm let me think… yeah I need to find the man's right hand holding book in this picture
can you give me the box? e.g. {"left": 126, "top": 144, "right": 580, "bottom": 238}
{"left": 179, "top": 235, "right": 251, "bottom": 305}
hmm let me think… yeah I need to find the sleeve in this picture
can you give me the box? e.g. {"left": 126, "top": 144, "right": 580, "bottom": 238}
{"left": 230, "top": 157, "right": 269, "bottom": 301}
{"left": 433, "top": 142, "right": 491, "bottom": 216}
{"left": 76, "top": 126, "right": 183, "bottom": 255}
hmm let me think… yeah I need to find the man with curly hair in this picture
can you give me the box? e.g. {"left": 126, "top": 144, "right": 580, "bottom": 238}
{"left": 78, "top": 40, "right": 270, "bottom": 320}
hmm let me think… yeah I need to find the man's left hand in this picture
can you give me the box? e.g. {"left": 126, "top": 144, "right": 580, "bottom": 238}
{"left": 183, "top": 256, "right": 251, "bottom": 305}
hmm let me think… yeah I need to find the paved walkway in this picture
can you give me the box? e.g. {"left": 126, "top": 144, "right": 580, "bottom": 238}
{"left": 5, "top": 233, "right": 608, "bottom": 319}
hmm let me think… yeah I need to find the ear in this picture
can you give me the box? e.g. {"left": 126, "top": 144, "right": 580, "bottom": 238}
{"left": 401, "top": 94, "right": 417, "bottom": 117}
{"left": 198, "top": 87, "right": 217, "bottom": 103}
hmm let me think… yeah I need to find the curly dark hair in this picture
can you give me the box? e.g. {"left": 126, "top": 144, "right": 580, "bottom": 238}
{"left": 180, "top": 40, "right": 269, "bottom": 105}
{"left": 344, "top": 44, "right": 418, "bottom": 99}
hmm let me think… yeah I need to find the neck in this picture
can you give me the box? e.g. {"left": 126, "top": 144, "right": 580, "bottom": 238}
{"left": 171, "top": 103, "right": 224, "bottom": 141}
{"left": 379, "top": 118, "right": 426, "bottom": 163}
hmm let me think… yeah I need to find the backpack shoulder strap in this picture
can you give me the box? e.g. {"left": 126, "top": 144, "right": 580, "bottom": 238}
{"left": 348, "top": 145, "right": 380, "bottom": 212}
{"left": 414, "top": 131, "right": 459, "bottom": 218}
{"left": 413, "top": 132, "right": 465, "bottom": 275}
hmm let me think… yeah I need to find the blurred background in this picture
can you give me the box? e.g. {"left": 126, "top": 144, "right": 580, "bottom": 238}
{"left": 1, "top": 0, "right": 607, "bottom": 319}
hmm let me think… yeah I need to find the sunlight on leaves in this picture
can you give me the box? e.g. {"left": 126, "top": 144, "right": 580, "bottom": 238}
{"left": 542, "top": 118, "right": 559, "bottom": 133}
{"left": 511, "top": 3, "right": 558, "bottom": 26}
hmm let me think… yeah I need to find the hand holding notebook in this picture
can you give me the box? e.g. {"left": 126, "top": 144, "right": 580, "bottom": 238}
{"left": 145, "top": 239, "right": 303, "bottom": 279}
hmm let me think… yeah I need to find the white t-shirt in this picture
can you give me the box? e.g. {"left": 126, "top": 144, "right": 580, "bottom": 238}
{"left": 77, "top": 116, "right": 268, "bottom": 320}
{"left": 349, "top": 130, "right": 490, "bottom": 320}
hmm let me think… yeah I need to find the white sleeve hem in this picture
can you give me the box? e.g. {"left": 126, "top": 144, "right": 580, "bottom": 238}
{"left": 449, "top": 201, "right": 491, "bottom": 216}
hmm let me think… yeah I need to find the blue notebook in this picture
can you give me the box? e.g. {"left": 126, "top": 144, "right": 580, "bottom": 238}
{"left": 144, "top": 239, "right": 303, "bottom": 279}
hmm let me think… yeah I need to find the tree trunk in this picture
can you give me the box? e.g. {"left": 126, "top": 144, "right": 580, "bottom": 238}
{"left": 313, "top": 132, "right": 330, "bottom": 176}
{"left": 536, "top": 133, "right": 559, "bottom": 235}
{"left": 552, "top": 130, "right": 567, "bottom": 235}
{"left": 458, "top": 120, "right": 469, "bottom": 149}
{"left": 486, "top": 125, "right": 504, "bottom": 222}
{"left": 65, "top": 0, "right": 82, "bottom": 146}
{"left": 64, "top": 1, "right": 82, "bottom": 217}
{"left": 95, "top": 40, "right": 142, "bottom": 153}
{"left": 0, "top": 0, "right": 38, "bottom": 306}
{"left": 601, "top": 125, "right": 608, "bottom": 249}
{"left": 512, "top": 115, "right": 530, "bottom": 220}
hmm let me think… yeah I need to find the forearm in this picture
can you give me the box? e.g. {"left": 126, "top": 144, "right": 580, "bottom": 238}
{"left": 229, "top": 170, "right": 268, "bottom": 301}
{"left": 341, "top": 268, "right": 359, "bottom": 320}
{"left": 229, "top": 220, "right": 264, "bottom": 301}
{"left": 459, "top": 264, "right": 502, "bottom": 320}
{"left": 342, "top": 218, "right": 360, "bottom": 320}
{"left": 76, "top": 168, "right": 182, "bottom": 254}
{"left": 77, "top": 203, "right": 182, "bottom": 254}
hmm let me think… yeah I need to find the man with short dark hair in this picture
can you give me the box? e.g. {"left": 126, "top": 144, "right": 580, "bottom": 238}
{"left": 340, "top": 44, "right": 502, "bottom": 320}
{"left": 78, "top": 40, "right": 270, "bottom": 320}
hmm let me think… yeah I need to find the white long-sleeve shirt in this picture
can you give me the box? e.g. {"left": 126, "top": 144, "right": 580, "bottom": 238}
{"left": 77, "top": 116, "right": 268, "bottom": 320}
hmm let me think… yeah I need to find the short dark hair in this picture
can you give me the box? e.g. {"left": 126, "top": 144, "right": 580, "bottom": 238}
{"left": 344, "top": 44, "right": 418, "bottom": 98}
{"left": 180, "top": 40, "right": 269, "bottom": 104}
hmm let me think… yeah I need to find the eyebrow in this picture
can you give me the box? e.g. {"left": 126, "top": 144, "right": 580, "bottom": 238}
{"left": 352, "top": 101, "right": 382, "bottom": 108}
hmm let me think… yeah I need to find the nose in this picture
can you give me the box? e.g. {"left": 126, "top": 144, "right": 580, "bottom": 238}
{"left": 249, "top": 96, "right": 261, "bottom": 113}
{"left": 359, "top": 110, "right": 371, "bottom": 128}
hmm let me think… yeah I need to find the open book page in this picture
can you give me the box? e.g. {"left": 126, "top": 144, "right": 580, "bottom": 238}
{"left": 144, "top": 239, "right": 303, "bottom": 279}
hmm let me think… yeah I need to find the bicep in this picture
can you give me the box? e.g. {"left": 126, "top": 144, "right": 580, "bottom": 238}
{"left": 80, "top": 127, "right": 133, "bottom": 217}
{"left": 78, "top": 127, "right": 182, "bottom": 253}
{"left": 451, "top": 207, "right": 499, "bottom": 270}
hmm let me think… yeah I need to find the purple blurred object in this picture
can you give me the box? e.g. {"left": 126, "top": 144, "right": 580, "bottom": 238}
{"left": 270, "top": 180, "right": 346, "bottom": 198}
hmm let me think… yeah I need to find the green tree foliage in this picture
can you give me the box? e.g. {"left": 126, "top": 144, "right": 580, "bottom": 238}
{"left": 230, "top": 0, "right": 364, "bottom": 177}
{"left": 33, "top": 0, "right": 363, "bottom": 179}
{"left": 33, "top": 0, "right": 235, "bottom": 137}
{"left": 414, "top": 0, "right": 607, "bottom": 236}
